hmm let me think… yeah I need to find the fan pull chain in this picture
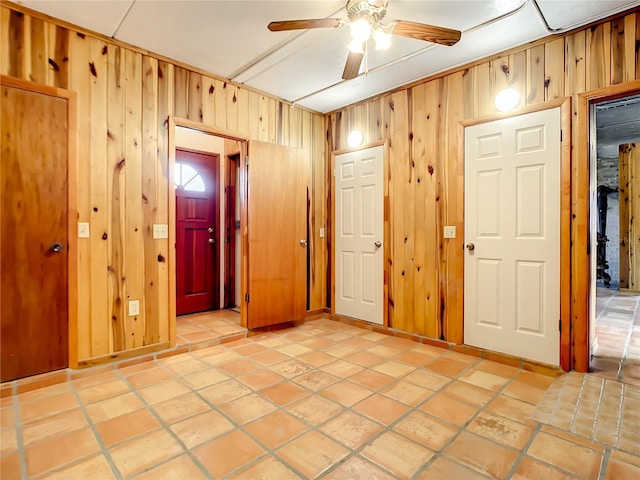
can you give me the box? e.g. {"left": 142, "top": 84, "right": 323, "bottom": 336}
{"left": 364, "top": 40, "right": 369, "bottom": 76}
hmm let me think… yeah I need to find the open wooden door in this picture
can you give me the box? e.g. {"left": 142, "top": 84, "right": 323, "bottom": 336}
{"left": 246, "top": 141, "right": 307, "bottom": 328}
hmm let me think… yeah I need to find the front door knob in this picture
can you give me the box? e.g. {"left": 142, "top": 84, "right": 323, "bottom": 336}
{"left": 51, "top": 243, "right": 63, "bottom": 253}
{"left": 466, "top": 243, "right": 475, "bottom": 251}
{"left": 374, "top": 241, "right": 382, "bottom": 248}
{"left": 208, "top": 238, "right": 216, "bottom": 244}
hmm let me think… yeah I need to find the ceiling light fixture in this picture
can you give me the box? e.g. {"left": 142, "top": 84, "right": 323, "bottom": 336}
{"left": 348, "top": 130, "right": 364, "bottom": 147}
{"left": 495, "top": 88, "right": 520, "bottom": 112}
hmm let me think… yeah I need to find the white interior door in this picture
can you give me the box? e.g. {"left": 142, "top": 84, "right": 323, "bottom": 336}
{"left": 335, "top": 145, "right": 384, "bottom": 325}
{"left": 464, "top": 107, "right": 561, "bottom": 365}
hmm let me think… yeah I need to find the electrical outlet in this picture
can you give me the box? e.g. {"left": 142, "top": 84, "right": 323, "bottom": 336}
{"left": 153, "top": 224, "right": 169, "bottom": 239}
{"left": 443, "top": 225, "right": 456, "bottom": 239}
{"left": 128, "top": 300, "right": 140, "bottom": 316}
{"left": 319, "top": 227, "right": 325, "bottom": 238}
{"left": 78, "top": 222, "right": 90, "bottom": 238}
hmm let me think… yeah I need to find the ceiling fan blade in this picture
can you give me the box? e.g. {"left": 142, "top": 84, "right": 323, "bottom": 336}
{"left": 268, "top": 18, "right": 342, "bottom": 32}
{"left": 342, "top": 48, "right": 365, "bottom": 80}
{"left": 392, "top": 20, "right": 461, "bottom": 46}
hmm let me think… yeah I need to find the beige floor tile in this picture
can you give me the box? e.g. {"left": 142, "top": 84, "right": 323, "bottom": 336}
{"left": 125, "top": 368, "right": 173, "bottom": 389}
{"left": 320, "top": 359, "right": 364, "bottom": 378}
{"left": 485, "top": 394, "right": 537, "bottom": 426}
{"left": 381, "top": 380, "right": 434, "bottom": 406}
{"left": 394, "top": 350, "right": 439, "bottom": 366}
{"left": 372, "top": 360, "right": 416, "bottom": 378}
{"left": 416, "top": 457, "right": 491, "bottom": 480}
{"left": 71, "top": 371, "right": 120, "bottom": 390}
{"left": 476, "top": 359, "right": 519, "bottom": 378}
{"left": 181, "top": 368, "right": 229, "bottom": 390}
{"left": 271, "top": 359, "right": 313, "bottom": 379}
{"left": 403, "top": 369, "right": 452, "bottom": 391}
{"left": 17, "top": 383, "right": 70, "bottom": 402}
{"left": 39, "top": 454, "right": 115, "bottom": 480}
{"left": 502, "top": 380, "right": 549, "bottom": 404}
{"left": 199, "top": 379, "right": 251, "bottom": 405}
{"left": 110, "top": 429, "right": 184, "bottom": 477}
{"left": 152, "top": 393, "right": 211, "bottom": 424}
{"left": 605, "top": 456, "right": 640, "bottom": 480}
{"left": 19, "top": 392, "right": 78, "bottom": 423}
{"left": 220, "top": 393, "right": 277, "bottom": 424}
{"left": 442, "top": 380, "right": 495, "bottom": 407}
{"left": 344, "top": 351, "right": 385, "bottom": 367}
{"left": 228, "top": 456, "right": 301, "bottom": 479}
{"left": 323, "top": 455, "right": 396, "bottom": 480}
{"left": 260, "top": 381, "right": 309, "bottom": 406}
{"left": 237, "top": 369, "right": 283, "bottom": 390}
{"left": 232, "top": 342, "right": 268, "bottom": 356}
{"left": 286, "top": 395, "right": 344, "bottom": 425}
{"left": 250, "top": 350, "right": 290, "bottom": 367}
{"left": 0, "top": 406, "right": 14, "bottom": 429}
{"left": 511, "top": 456, "right": 578, "bottom": 480}
{"left": 218, "top": 358, "right": 262, "bottom": 376}
{"left": 320, "top": 410, "right": 384, "bottom": 449}
{"left": 25, "top": 428, "right": 100, "bottom": 477}
{"left": 164, "top": 357, "right": 209, "bottom": 376}
{"left": 96, "top": 408, "right": 161, "bottom": 446}
{"left": 170, "top": 410, "right": 235, "bottom": 449}
{"left": 194, "top": 429, "right": 266, "bottom": 478}
{"left": 367, "top": 345, "right": 402, "bottom": 358}
{"left": 395, "top": 411, "right": 459, "bottom": 451}
{"left": 527, "top": 431, "right": 603, "bottom": 479}
{"left": 133, "top": 454, "right": 208, "bottom": 480}
{"left": 86, "top": 392, "right": 145, "bottom": 423}
{"left": 138, "top": 379, "right": 191, "bottom": 405}
{"left": 277, "top": 431, "right": 349, "bottom": 478}
{"left": 361, "top": 430, "right": 434, "bottom": 478}
{"left": 349, "top": 370, "right": 395, "bottom": 391}
{"left": 459, "top": 368, "right": 510, "bottom": 391}
{"left": 76, "top": 379, "right": 131, "bottom": 404}
{"left": 291, "top": 370, "right": 340, "bottom": 391}
{"left": 21, "top": 408, "right": 87, "bottom": 446}
{"left": 420, "top": 393, "right": 477, "bottom": 426}
{"left": 425, "top": 358, "right": 470, "bottom": 377}
{"left": 467, "top": 412, "right": 534, "bottom": 449}
{"left": 353, "top": 394, "right": 410, "bottom": 425}
{"left": 1, "top": 427, "right": 17, "bottom": 456}
{"left": 245, "top": 410, "right": 307, "bottom": 450}
{"left": 277, "top": 344, "right": 313, "bottom": 357}
{"left": 320, "top": 380, "right": 373, "bottom": 407}
{"left": 444, "top": 432, "right": 519, "bottom": 479}
{"left": 297, "top": 350, "right": 335, "bottom": 367}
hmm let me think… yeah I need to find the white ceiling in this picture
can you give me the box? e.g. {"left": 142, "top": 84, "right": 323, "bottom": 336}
{"left": 15, "top": 0, "right": 640, "bottom": 113}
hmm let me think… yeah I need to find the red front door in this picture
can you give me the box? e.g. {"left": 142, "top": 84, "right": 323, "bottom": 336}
{"left": 175, "top": 150, "right": 220, "bottom": 315}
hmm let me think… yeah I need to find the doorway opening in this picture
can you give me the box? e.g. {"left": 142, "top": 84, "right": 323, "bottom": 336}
{"left": 590, "top": 93, "right": 640, "bottom": 385}
{"left": 172, "top": 125, "right": 245, "bottom": 345}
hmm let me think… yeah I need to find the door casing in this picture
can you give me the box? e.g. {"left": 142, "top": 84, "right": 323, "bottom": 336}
{"left": 461, "top": 98, "right": 571, "bottom": 370}
{"left": 0, "top": 75, "right": 79, "bottom": 371}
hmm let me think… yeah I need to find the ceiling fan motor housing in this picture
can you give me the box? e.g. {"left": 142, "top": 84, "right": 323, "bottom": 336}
{"left": 346, "top": 0, "right": 388, "bottom": 22}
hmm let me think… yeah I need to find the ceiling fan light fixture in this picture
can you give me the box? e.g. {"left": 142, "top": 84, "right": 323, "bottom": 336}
{"left": 372, "top": 27, "right": 392, "bottom": 50}
{"left": 350, "top": 18, "right": 372, "bottom": 43}
{"left": 348, "top": 40, "right": 365, "bottom": 53}
{"left": 495, "top": 88, "right": 520, "bottom": 112}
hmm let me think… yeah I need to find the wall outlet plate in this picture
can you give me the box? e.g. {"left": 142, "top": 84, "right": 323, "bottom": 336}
{"left": 153, "top": 224, "right": 169, "bottom": 239}
{"left": 128, "top": 300, "right": 140, "bottom": 316}
{"left": 443, "top": 225, "right": 456, "bottom": 239}
{"left": 78, "top": 222, "right": 90, "bottom": 238}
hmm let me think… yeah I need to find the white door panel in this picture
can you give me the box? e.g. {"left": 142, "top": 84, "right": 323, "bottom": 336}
{"left": 464, "top": 108, "right": 561, "bottom": 365}
{"left": 336, "top": 146, "right": 384, "bottom": 325}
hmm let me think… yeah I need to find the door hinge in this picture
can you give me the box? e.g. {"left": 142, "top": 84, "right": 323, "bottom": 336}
{"left": 245, "top": 293, "right": 250, "bottom": 303}
{"left": 559, "top": 318, "right": 561, "bottom": 332}
{"left": 333, "top": 168, "right": 336, "bottom": 177}
{"left": 560, "top": 130, "right": 563, "bottom": 142}
{"left": 245, "top": 156, "right": 250, "bottom": 166}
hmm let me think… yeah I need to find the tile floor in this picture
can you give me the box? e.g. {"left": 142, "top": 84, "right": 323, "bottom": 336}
{"left": 176, "top": 310, "right": 246, "bottom": 347}
{"left": 592, "top": 288, "right": 640, "bottom": 385}
{"left": 1, "top": 319, "right": 639, "bottom": 479}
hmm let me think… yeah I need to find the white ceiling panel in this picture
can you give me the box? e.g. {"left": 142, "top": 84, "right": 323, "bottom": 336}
{"left": 536, "top": 0, "right": 640, "bottom": 31}
{"left": 115, "top": 0, "right": 343, "bottom": 78}
{"left": 19, "top": 0, "right": 133, "bottom": 37}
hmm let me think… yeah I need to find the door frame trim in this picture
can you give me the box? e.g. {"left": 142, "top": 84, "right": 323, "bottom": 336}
{"left": 575, "top": 79, "right": 640, "bottom": 372}
{"left": 0, "top": 75, "right": 79, "bottom": 368}
{"left": 460, "top": 97, "right": 571, "bottom": 371}
{"left": 330, "top": 140, "right": 389, "bottom": 327}
{"left": 168, "top": 117, "right": 248, "bottom": 341}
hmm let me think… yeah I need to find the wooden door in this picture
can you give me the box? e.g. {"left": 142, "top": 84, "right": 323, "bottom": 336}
{"left": 464, "top": 107, "right": 561, "bottom": 365}
{"left": 175, "top": 150, "right": 220, "bottom": 315}
{"left": 1, "top": 82, "right": 69, "bottom": 381}
{"left": 224, "top": 153, "right": 239, "bottom": 308}
{"left": 335, "top": 145, "right": 384, "bottom": 324}
{"left": 247, "top": 141, "right": 307, "bottom": 328}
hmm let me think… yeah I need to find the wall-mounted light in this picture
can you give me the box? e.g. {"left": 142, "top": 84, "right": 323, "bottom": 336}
{"left": 495, "top": 88, "right": 520, "bottom": 112}
{"left": 348, "top": 130, "right": 364, "bottom": 148}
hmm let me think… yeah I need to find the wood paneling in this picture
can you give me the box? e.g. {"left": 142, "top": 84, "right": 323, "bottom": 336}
{"left": 620, "top": 143, "right": 640, "bottom": 290}
{"left": 326, "top": 11, "right": 640, "bottom": 372}
{"left": 0, "top": 3, "right": 326, "bottom": 366}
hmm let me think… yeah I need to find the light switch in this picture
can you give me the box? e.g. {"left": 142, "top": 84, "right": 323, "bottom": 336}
{"left": 443, "top": 226, "right": 456, "bottom": 239}
{"left": 128, "top": 300, "right": 140, "bottom": 316}
{"left": 78, "top": 222, "right": 90, "bottom": 238}
{"left": 319, "top": 227, "right": 325, "bottom": 238}
{"left": 153, "top": 224, "right": 169, "bottom": 239}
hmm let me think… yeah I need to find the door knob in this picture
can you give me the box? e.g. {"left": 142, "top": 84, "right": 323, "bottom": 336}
{"left": 208, "top": 227, "right": 214, "bottom": 233}
{"left": 466, "top": 243, "right": 475, "bottom": 251}
{"left": 374, "top": 241, "right": 382, "bottom": 248}
{"left": 300, "top": 239, "right": 308, "bottom": 247}
{"left": 208, "top": 238, "right": 216, "bottom": 244}
{"left": 51, "top": 243, "right": 63, "bottom": 253}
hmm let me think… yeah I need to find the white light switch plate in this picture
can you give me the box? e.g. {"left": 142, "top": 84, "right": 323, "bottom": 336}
{"left": 153, "top": 224, "right": 169, "bottom": 239}
{"left": 78, "top": 222, "right": 90, "bottom": 238}
{"left": 128, "top": 300, "right": 140, "bottom": 316}
{"left": 319, "top": 227, "right": 325, "bottom": 238}
{"left": 443, "top": 226, "right": 456, "bottom": 239}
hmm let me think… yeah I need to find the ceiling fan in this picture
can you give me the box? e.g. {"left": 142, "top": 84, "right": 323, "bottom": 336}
{"left": 268, "top": 0, "right": 462, "bottom": 80}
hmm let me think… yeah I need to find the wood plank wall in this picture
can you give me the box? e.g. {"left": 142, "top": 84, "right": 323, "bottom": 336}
{"left": 0, "top": 5, "right": 326, "bottom": 364}
{"left": 619, "top": 143, "right": 640, "bottom": 290}
{"left": 326, "top": 11, "right": 640, "bottom": 343}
